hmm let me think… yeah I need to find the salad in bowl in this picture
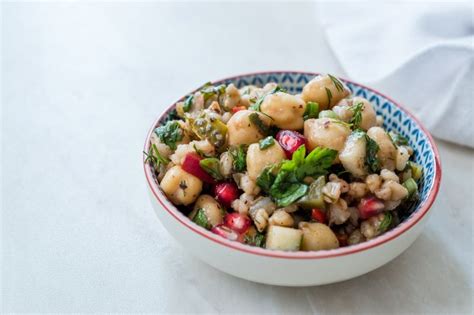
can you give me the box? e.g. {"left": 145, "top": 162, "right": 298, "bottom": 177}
{"left": 144, "top": 73, "right": 424, "bottom": 252}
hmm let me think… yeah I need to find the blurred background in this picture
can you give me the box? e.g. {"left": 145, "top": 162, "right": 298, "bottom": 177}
{"left": 2, "top": 1, "right": 473, "bottom": 313}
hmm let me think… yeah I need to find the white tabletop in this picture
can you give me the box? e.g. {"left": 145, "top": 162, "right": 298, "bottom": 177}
{"left": 2, "top": 2, "right": 473, "bottom": 314}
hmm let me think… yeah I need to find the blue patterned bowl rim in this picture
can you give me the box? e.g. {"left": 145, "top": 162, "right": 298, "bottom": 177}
{"left": 144, "top": 71, "right": 442, "bottom": 259}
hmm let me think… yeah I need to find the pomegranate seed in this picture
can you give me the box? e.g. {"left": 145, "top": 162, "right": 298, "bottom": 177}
{"left": 182, "top": 153, "right": 215, "bottom": 184}
{"left": 224, "top": 212, "right": 251, "bottom": 234}
{"left": 214, "top": 182, "right": 239, "bottom": 208}
{"left": 358, "top": 196, "right": 385, "bottom": 219}
{"left": 275, "top": 130, "right": 307, "bottom": 158}
{"left": 211, "top": 224, "right": 244, "bottom": 242}
{"left": 311, "top": 209, "right": 326, "bottom": 223}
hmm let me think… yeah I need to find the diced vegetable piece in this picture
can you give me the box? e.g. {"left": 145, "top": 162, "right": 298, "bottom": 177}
{"left": 299, "top": 222, "right": 339, "bottom": 251}
{"left": 265, "top": 225, "right": 303, "bottom": 251}
{"left": 311, "top": 209, "right": 326, "bottom": 223}
{"left": 358, "top": 196, "right": 385, "bottom": 219}
{"left": 211, "top": 224, "right": 244, "bottom": 242}
{"left": 298, "top": 176, "right": 326, "bottom": 210}
{"left": 199, "top": 158, "right": 224, "bottom": 180}
{"left": 408, "top": 161, "right": 423, "bottom": 180}
{"left": 214, "top": 182, "right": 239, "bottom": 208}
{"left": 224, "top": 212, "right": 251, "bottom": 234}
{"left": 191, "top": 112, "right": 228, "bottom": 148}
{"left": 189, "top": 195, "right": 225, "bottom": 228}
{"left": 259, "top": 136, "right": 275, "bottom": 150}
{"left": 182, "top": 153, "right": 215, "bottom": 184}
{"left": 403, "top": 178, "right": 418, "bottom": 198}
{"left": 303, "top": 101, "right": 319, "bottom": 120}
{"left": 318, "top": 110, "right": 338, "bottom": 119}
{"left": 275, "top": 130, "right": 307, "bottom": 158}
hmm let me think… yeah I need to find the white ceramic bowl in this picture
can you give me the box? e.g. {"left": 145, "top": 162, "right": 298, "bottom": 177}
{"left": 143, "top": 71, "right": 441, "bottom": 286}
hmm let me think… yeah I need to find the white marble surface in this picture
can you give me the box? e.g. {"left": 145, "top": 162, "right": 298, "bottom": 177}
{"left": 1, "top": 2, "right": 473, "bottom": 314}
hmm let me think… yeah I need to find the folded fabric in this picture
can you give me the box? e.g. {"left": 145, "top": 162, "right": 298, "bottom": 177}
{"left": 318, "top": 2, "right": 474, "bottom": 147}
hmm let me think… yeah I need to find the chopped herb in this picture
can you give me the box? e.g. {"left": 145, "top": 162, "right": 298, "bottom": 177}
{"left": 183, "top": 95, "right": 194, "bottom": 112}
{"left": 199, "top": 158, "right": 224, "bottom": 180}
{"left": 303, "top": 101, "right": 319, "bottom": 120}
{"left": 365, "top": 134, "right": 381, "bottom": 173}
{"left": 328, "top": 74, "right": 344, "bottom": 92}
{"left": 256, "top": 164, "right": 279, "bottom": 193}
{"left": 192, "top": 208, "right": 210, "bottom": 229}
{"left": 154, "top": 121, "right": 183, "bottom": 150}
{"left": 143, "top": 143, "right": 170, "bottom": 168}
{"left": 249, "top": 112, "right": 271, "bottom": 135}
{"left": 230, "top": 145, "right": 246, "bottom": 172}
{"left": 349, "top": 102, "right": 365, "bottom": 129}
{"left": 325, "top": 87, "right": 332, "bottom": 105}
{"left": 378, "top": 212, "right": 392, "bottom": 232}
{"left": 389, "top": 131, "right": 409, "bottom": 147}
{"left": 244, "top": 233, "right": 266, "bottom": 247}
{"left": 256, "top": 145, "right": 337, "bottom": 206}
{"left": 259, "top": 136, "right": 275, "bottom": 150}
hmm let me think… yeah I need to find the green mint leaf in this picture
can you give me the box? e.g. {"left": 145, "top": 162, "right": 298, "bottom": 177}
{"left": 295, "top": 147, "right": 338, "bottom": 181}
{"left": 256, "top": 164, "right": 279, "bottom": 193}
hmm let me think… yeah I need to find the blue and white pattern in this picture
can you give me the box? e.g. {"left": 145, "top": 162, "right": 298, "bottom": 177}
{"left": 159, "top": 72, "right": 437, "bottom": 225}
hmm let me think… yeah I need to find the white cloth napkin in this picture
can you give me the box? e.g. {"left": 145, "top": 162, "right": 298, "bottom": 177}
{"left": 318, "top": 2, "right": 474, "bottom": 147}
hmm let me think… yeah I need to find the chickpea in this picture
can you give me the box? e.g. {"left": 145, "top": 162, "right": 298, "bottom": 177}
{"left": 160, "top": 166, "right": 203, "bottom": 205}
{"left": 304, "top": 118, "right": 351, "bottom": 153}
{"left": 395, "top": 146, "right": 410, "bottom": 171}
{"left": 299, "top": 222, "right": 340, "bottom": 251}
{"left": 339, "top": 131, "right": 368, "bottom": 177}
{"left": 223, "top": 83, "right": 241, "bottom": 110}
{"left": 260, "top": 92, "right": 306, "bottom": 130}
{"left": 301, "top": 74, "right": 350, "bottom": 110}
{"left": 219, "top": 151, "right": 233, "bottom": 177}
{"left": 268, "top": 210, "right": 294, "bottom": 227}
{"left": 351, "top": 97, "right": 377, "bottom": 131}
{"left": 367, "top": 127, "right": 396, "bottom": 171}
{"left": 246, "top": 142, "right": 286, "bottom": 180}
{"left": 191, "top": 195, "right": 224, "bottom": 227}
{"left": 226, "top": 110, "right": 272, "bottom": 146}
